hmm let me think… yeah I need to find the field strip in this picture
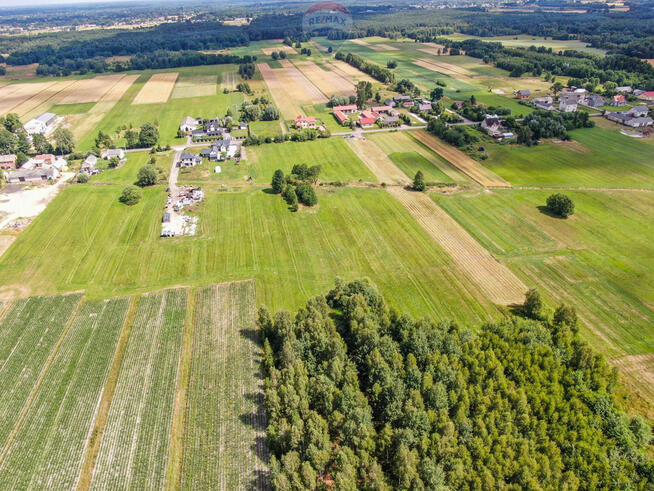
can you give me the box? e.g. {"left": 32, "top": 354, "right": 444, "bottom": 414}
{"left": 76, "top": 296, "right": 140, "bottom": 491}
{"left": 412, "top": 131, "right": 511, "bottom": 187}
{"left": 171, "top": 74, "right": 217, "bottom": 99}
{"left": 0, "top": 295, "right": 83, "bottom": 465}
{"left": 278, "top": 59, "right": 328, "bottom": 103}
{"left": 257, "top": 63, "right": 305, "bottom": 118}
{"left": 346, "top": 138, "right": 408, "bottom": 185}
{"left": 59, "top": 74, "right": 127, "bottom": 104}
{"left": 388, "top": 187, "right": 528, "bottom": 305}
{"left": 164, "top": 288, "right": 197, "bottom": 490}
{"left": 0, "top": 81, "right": 57, "bottom": 115}
{"left": 261, "top": 45, "right": 297, "bottom": 55}
{"left": 414, "top": 59, "right": 472, "bottom": 78}
{"left": 292, "top": 60, "right": 354, "bottom": 97}
{"left": 11, "top": 79, "right": 78, "bottom": 119}
{"left": 350, "top": 39, "right": 398, "bottom": 51}
{"left": 0, "top": 300, "right": 12, "bottom": 323}
{"left": 611, "top": 354, "right": 654, "bottom": 406}
{"left": 0, "top": 298, "right": 128, "bottom": 489}
{"left": 180, "top": 280, "right": 269, "bottom": 490}
{"left": 326, "top": 59, "right": 376, "bottom": 83}
{"left": 89, "top": 289, "right": 187, "bottom": 490}
{"left": 96, "top": 74, "right": 139, "bottom": 103}
{"left": 220, "top": 70, "right": 239, "bottom": 91}
{"left": 132, "top": 72, "right": 179, "bottom": 104}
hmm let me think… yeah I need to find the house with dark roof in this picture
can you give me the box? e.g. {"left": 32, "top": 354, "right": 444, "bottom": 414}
{"left": 178, "top": 152, "right": 202, "bottom": 167}
{"left": 516, "top": 89, "right": 531, "bottom": 100}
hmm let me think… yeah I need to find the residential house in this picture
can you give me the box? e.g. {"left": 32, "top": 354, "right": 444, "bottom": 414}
{"left": 383, "top": 99, "right": 397, "bottom": 108}
{"left": 402, "top": 101, "right": 415, "bottom": 108}
{"left": 333, "top": 104, "right": 358, "bottom": 114}
{"left": 179, "top": 116, "right": 199, "bottom": 133}
{"left": 609, "top": 94, "right": 627, "bottom": 106}
{"left": 559, "top": 93, "right": 579, "bottom": 112}
{"left": 615, "top": 86, "right": 633, "bottom": 94}
{"left": 532, "top": 96, "right": 554, "bottom": 110}
{"left": 481, "top": 115, "right": 503, "bottom": 138}
{"left": 625, "top": 117, "right": 653, "bottom": 128}
{"left": 202, "top": 139, "right": 240, "bottom": 161}
{"left": 102, "top": 148, "right": 126, "bottom": 160}
{"left": 381, "top": 115, "right": 400, "bottom": 127}
{"left": 418, "top": 102, "right": 433, "bottom": 112}
{"left": 7, "top": 167, "right": 58, "bottom": 183}
{"left": 204, "top": 121, "right": 226, "bottom": 137}
{"left": 628, "top": 105, "right": 650, "bottom": 118}
{"left": 191, "top": 129, "right": 206, "bottom": 139}
{"left": 238, "top": 122, "right": 248, "bottom": 130}
{"left": 516, "top": 89, "right": 531, "bottom": 100}
{"left": 0, "top": 154, "right": 17, "bottom": 170}
{"left": 22, "top": 154, "right": 58, "bottom": 170}
{"left": 606, "top": 111, "right": 653, "bottom": 127}
{"left": 586, "top": 95, "right": 605, "bottom": 108}
{"left": 333, "top": 110, "right": 348, "bottom": 125}
{"left": 294, "top": 115, "right": 317, "bottom": 129}
{"left": 638, "top": 91, "right": 654, "bottom": 102}
{"left": 81, "top": 154, "right": 99, "bottom": 175}
{"left": 633, "top": 89, "right": 645, "bottom": 97}
{"left": 178, "top": 152, "right": 202, "bottom": 167}
{"left": 24, "top": 112, "right": 57, "bottom": 135}
{"left": 358, "top": 117, "right": 376, "bottom": 128}
{"left": 393, "top": 95, "right": 411, "bottom": 103}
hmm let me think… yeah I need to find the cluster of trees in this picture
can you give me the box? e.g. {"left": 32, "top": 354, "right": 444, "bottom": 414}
{"left": 427, "top": 118, "right": 477, "bottom": 148}
{"left": 261, "top": 279, "right": 654, "bottom": 489}
{"left": 0, "top": 113, "right": 74, "bottom": 158}
{"left": 239, "top": 98, "right": 280, "bottom": 123}
{"left": 238, "top": 62, "right": 256, "bottom": 79}
{"left": 510, "top": 110, "right": 594, "bottom": 146}
{"left": 95, "top": 122, "right": 159, "bottom": 151}
{"left": 335, "top": 52, "right": 394, "bottom": 84}
{"left": 299, "top": 47, "right": 312, "bottom": 57}
{"left": 327, "top": 94, "right": 356, "bottom": 108}
{"left": 271, "top": 164, "right": 320, "bottom": 211}
{"left": 394, "top": 79, "right": 420, "bottom": 97}
{"left": 270, "top": 50, "right": 288, "bottom": 61}
{"left": 455, "top": 98, "right": 511, "bottom": 122}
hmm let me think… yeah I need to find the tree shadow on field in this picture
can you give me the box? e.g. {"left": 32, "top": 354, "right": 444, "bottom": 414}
{"left": 537, "top": 205, "right": 565, "bottom": 219}
{"left": 261, "top": 187, "right": 277, "bottom": 195}
{"left": 241, "top": 327, "right": 264, "bottom": 347}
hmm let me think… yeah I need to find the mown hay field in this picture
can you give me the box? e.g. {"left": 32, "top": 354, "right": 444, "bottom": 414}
{"left": 292, "top": 60, "right": 354, "bottom": 97}
{"left": 132, "top": 72, "right": 179, "bottom": 104}
{"left": 171, "top": 74, "right": 217, "bottom": 99}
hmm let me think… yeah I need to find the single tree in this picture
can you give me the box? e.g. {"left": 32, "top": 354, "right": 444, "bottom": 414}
{"left": 430, "top": 87, "right": 444, "bottom": 101}
{"left": 53, "top": 127, "right": 75, "bottom": 154}
{"left": 138, "top": 122, "right": 159, "bottom": 147}
{"left": 271, "top": 51, "right": 279, "bottom": 61}
{"left": 271, "top": 169, "right": 286, "bottom": 194}
{"left": 119, "top": 185, "right": 142, "bottom": 205}
{"left": 279, "top": 50, "right": 287, "bottom": 60}
{"left": 76, "top": 172, "right": 89, "bottom": 183}
{"left": 546, "top": 193, "right": 574, "bottom": 218}
{"left": 523, "top": 288, "right": 543, "bottom": 319}
{"left": 553, "top": 304, "right": 578, "bottom": 328}
{"left": 135, "top": 164, "right": 158, "bottom": 187}
{"left": 412, "top": 170, "right": 426, "bottom": 192}
{"left": 32, "top": 133, "right": 53, "bottom": 154}
{"left": 551, "top": 81, "right": 564, "bottom": 96}
{"left": 356, "top": 81, "right": 373, "bottom": 109}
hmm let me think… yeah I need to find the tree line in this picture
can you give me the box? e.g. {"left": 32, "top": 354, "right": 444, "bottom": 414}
{"left": 260, "top": 279, "right": 653, "bottom": 489}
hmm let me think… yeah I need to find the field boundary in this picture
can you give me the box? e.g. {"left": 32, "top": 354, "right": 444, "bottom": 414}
{"left": 0, "top": 295, "right": 84, "bottom": 466}
{"left": 75, "top": 295, "right": 140, "bottom": 491}
{"left": 164, "top": 287, "right": 197, "bottom": 490}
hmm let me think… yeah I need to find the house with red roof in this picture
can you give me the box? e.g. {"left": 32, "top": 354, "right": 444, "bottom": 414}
{"left": 371, "top": 106, "right": 392, "bottom": 114}
{"left": 334, "top": 110, "right": 348, "bottom": 125}
{"left": 638, "top": 91, "right": 654, "bottom": 102}
{"left": 358, "top": 117, "right": 376, "bottom": 128}
{"left": 294, "top": 115, "right": 317, "bottom": 129}
{"left": 361, "top": 110, "right": 380, "bottom": 120}
{"left": 333, "top": 104, "right": 358, "bottom": 114}
{"left": 610, "top": 94, "right": 627, "bottom": 106}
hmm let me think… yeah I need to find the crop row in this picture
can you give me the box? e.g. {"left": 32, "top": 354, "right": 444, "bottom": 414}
{"left": 0, "top": 298, "right": 128, "bottom": 489}
{"left": 90, "top": 289, "right": 187, "bottom": 490}
{"left": 0, "top": 294, "right": 82, "bottom": 451}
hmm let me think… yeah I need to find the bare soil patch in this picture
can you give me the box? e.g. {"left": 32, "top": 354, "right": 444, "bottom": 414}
{"left": 326, "top": 60, "right": 376, "bottom": 83}
{"left": 132, "top": 72, "right": 178, "bottom": 104}
{"left": 412, "top": 131, "right": 511, "bottom": 188}
{"left": 12, "top": 79, "right": 77, "bottom": 119}
{"left": 351, "top": 39, "right": 398, "bottom": 51}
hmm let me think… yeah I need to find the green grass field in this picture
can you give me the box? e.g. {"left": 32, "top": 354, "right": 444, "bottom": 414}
{"left": 441, "top": 33, "right": 606, "bottom": 55}
{"left": 434, "top": 189, "right": 654, "bottom": 358}
{"left": 482, "top": 126, "right": 654, "bottom": 188}
{"left": 89, "top": 151, "right": 172, "bottom": 185}
{"left": 90, "top": 289, "right": 186, "bottom": 490}
{"left": 0, "top": 298, "right": 128, "bottom": 489}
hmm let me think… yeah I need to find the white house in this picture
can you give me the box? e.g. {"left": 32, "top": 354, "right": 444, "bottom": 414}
{"left": 178, "top": 152, "right": 202, "bottom": 167}
{"left": 559, "top": 93, "right": 578, "bottom": 112}
{"left": 201, "top": 139, "right": 240, "bottom": 161}
{"left": 101, "top": 148, "right": 126, "bottom": 160}
{"left": 81, "top": 154, "right": 99, "bottom": 174}
{"left": 180, "top": 116, "right": 199, "bottom": 133}
{"left": 24, "top": 112, "right": 58, "bottom": 135}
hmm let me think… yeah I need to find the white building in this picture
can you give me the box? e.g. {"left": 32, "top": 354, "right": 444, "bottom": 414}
{"left": 24, "top": 112, "right": 58, "bottom": 135}
{"left": 180, "top": 116, "right": 199, "bottom": 133}
{"left": 101, "top": 148, "right": 126, "bottom": 160}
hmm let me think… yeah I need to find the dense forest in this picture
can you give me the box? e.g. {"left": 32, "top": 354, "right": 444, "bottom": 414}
{"left": 260, "top": 279, "right": 653, "bottom": 489}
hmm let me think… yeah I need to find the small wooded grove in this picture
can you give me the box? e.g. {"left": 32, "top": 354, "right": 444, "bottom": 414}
{"left": 259, "top": 279, "right": 653, "bottom": 490}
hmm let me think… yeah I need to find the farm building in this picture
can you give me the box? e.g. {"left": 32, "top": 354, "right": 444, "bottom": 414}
{"left": 294, "top": 115, "right": 317, "bottom": 129}
{"left": 358, "top": 117, "right": 376, "bottom": 128}
{"left": 361, "top": 110, "right": 380, "bottom": 120}
{"left": 372, "top": 106, "right": 393, "bottom": 114}
{"left": 615, "top": 86, "right": 633, "bottom": 93}
{"left": 516, "top": 89, "right": 531, "bottom": 100}
{"left": 0, "top": 154, "right": 17, "bottom": 170}
{"left": 586, "top": 95, "right": 605, "bottom": 107}
{"left": 402, "top": 101, "right": 415, "bottom": 108}
{"left": 532, "top": 96, "right": 554, "bottom": 110}
{"left": 333, "top": 104, "right": 357, "bottom": 114}
{"left": 24, "top": 112, "right": 58, "bottom": 135}
{"left": 381, "top": 115, "right": 400, "bottom": 127}
{"left": 81, "top": 154, "right": 100, "bottom": 175}
{"left": 638, "top": 91, "right": 654, "bottom": 102}
{"left": 393, "top": 95, "right": 411, "bottom": 103}
{"left": 102, "top": 148, "right": 126, "bottom": 160}
{"left": 180, "top": 117, "right": 199, "bottom": 133}
{"left": 178, "top": 152, "right": 202, "bottom": 167}
{"left": 333, "top": 110, "right": 348, "bottom": 125}
{"left": 7, "top": 167, "right": 58, "bottom": 183}
{"left": 383, "top": 99, "right": 397, "bottom": 108}
{"left": 418, "top": 102, "right": 433, "bottom": 112}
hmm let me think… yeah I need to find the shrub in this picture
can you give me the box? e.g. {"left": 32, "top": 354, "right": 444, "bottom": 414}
{"left": 546, "top": 193, "right": 575, "bottom": 218}
{"left": 119, "top": 185, "right": 142, "bottom": 205}
{"left": 76, "top": 172, "right": 89, "bottom": 183}
{"left": 135, "top": 164, "right": 158, "bottom": 187}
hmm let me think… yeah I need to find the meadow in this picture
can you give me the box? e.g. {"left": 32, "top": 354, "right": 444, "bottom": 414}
{"left": 441, "top": 33, "right": 606, "bottom": 55}
{"left": 482, "top": 126, "right": 654, "bottom": 188}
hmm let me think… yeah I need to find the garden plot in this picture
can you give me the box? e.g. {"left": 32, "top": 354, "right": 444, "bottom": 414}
{"left": 132, "top": 72, "right": 179, "bottom": 104}
{"left": 0, "top": 298, "right": 128, "bottom": 489}
{"left": 89, "top": 289, "right": 187, "bottom": 490}
{"left": 171, "top": 74, "right": 217, "bottom": 99}
{"left": 0, "top": 294, "right": 81, "bottom": 451}
{"left": 292, "top": 60, "right": 354, "bottom": 97}
{"left": 0, "top": 81, "right": 57, "bottom": 115}
{"left": 58, "top": 74, "right": 127, "bottom": 104}
{"left": 181, "top": 281, "right": 268, "bottom": 490}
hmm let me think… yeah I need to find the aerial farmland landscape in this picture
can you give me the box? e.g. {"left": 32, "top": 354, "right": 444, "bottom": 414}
{"left": 0, "top": 0, "right": 653, "bottom": 488}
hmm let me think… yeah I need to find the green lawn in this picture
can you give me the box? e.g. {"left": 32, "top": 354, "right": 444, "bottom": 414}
{"left": 0, "top": 183, "right": 499, "bottom": 324}
{"left": 247, "top": 138, "right": 377, "bottom": 183}
{"left": 483, "top": 126, "right": 654, "bottom": 188}
{"left": 89, "top": 151, "right": 171, "bottom": 185}
{"left": 50, "top": 102, "right": 96, "bottom": 115}
{"left": 434, "top": 189, "right": 654, "bottom": 358}
{"left": 250, "top": 120, "right": 284, "bottom": 139}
